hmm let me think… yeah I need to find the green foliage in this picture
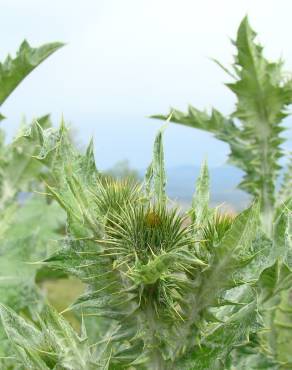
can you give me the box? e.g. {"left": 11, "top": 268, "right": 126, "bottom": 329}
{"left": 153, "top": 16, "right": 292, "bottom": 369}
{"left": 0, "top": 197, "right": 65, "bottom": 365}
{"left": 0, "top": 115, "right": 66, "bottom": 364}
{"left": 152, "top": 16, "right": 292, "bottom": 236}
{"left": 0, "top": 304, "right": 108, "bottom": 369}
{"left": 0, "top": 19, "right": 292, "bottom": 370}
{"left": 0, "top": 112, "right": 66, "bottom": 315}
{"left": 278, "top": 155, "right": 292, "bottom": 206}
{"left": 145, "top": 125, "right": 167, "bottom": 207}
{"left": 0, "top": 39, "right": 66, "bottom": 367}
{"left": 0, "top": 40, "right": 63, "bottom": 109}
{"left": 0, "top": 115, "right": 53, "bottom": 208}
{"left": 202, "top": 212, "right": 234, "bottom": 251}
{"left": 0, "top": 196, "right": 64, "bottom": 307}
{"left": 190, "top": 159, "right": 210, "bottom": 225}
{"left": 2, "top": 120, "right": 282, "bottom": 369}
{"left": 3, "top": 85, "right": 292, "bottom": 370}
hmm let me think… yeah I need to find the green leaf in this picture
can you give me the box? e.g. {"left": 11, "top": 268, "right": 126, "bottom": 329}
{"left": 151, "top": 107, "right": 238, "bottom": 143}
{"left": 190, "top": 159, "right": 210, "bottom": 225}
{"left": 0, "top": 196, "right": 65, "bottom": 311}
{"left": 132, "top": 254, "right": 173, "bottom": 285}
{"left": 231, "top": 339, "right": 279, "bottom": 370}
{"left": 253, "top": 260, "right": 292, "bottom": 367}
{"left": 0, "top": 196, "right": 65, "bottom": 366}
{"left": 22, "top": 120, "right": 102, "bottom": 237}
{"left": 227, "top": 16, "right": 290, "bottom": 233}
{"left": 152, "top": 16, "right": 292, "bottom": 236}
{"left": 157, "top": 204, "right": 261, "bottom": 363}
{"left": 145, "top": 126, "right": 167, "bottom": 207}
{"left": 176, "top": 298, "right": 260, "bottom": 370}
{"left": 0, "top": 115, "right": 53, "bottom": 208}
{"left": 273, "top": 199, "right": 292, "bottom": 266}
{"left": 257, "top": 260, "right": 292, "bottom": 304}
{"left": 0, "top": 304, "right": 105, "bottom": 369}
{"left": 0, "top": 40, "right": 64, "bottom": 106}
{"left": 278, "top": 154, "right": 292, "bottom": 205}
{"left": 35, "top": 124, "right": 269, "bottom": 369}
{"left": 201, "top": 202, "right": 260, "bottom": 301}
{"left": 0, "top": 304, "right": 48, "bottom": 369}
{"left": 271, "top": 288, "right": 292, "bottom": 366}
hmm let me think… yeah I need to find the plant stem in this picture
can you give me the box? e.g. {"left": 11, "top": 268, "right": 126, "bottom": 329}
{"left": 144, "top": 292, "right": 167, "bottom": 370}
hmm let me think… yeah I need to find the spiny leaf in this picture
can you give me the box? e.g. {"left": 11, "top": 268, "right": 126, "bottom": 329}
{"left": 200, "top": 202, "right": 260, "bottom": 300}
{"left": 273, "top": 199, "right": 292, "bottom": 266}
{"left": 34, "top": 123, "right": 269, "bottom": 369}
{"left": 175, "top": 295, "right": 261, "bottom": 370}
{"left": 145, "top": 126, "right": 167, "bottom": 207}
{"left": 190, "top": 159, "right": 210, "bottom": 225}
{"left": 0, "top": 196, "right": 65, "bottom": 365}
{"left": 26, "top": 120, "right": 101, "bottom": 237}
{"left": 0, "top": 115, "right": 53, "bottom": 208}
{"left": 152, "top": 16, "right": 292, "bottom": 236}
{"left": 256, "top": 260, "right": 292, "bottom": 304}
{"left": 0, "top": 196, "right": 65, "bottom": 311}
{"left": 151, "top": 107, "right": 239, "bottom": 145}
{"left": 0, "top": 304, "right": 106, "bottom": 369}
{"left": 0, "top": 304, "right": 49, "bottom": 370}
{"left": 278, "top": 154, "right": 292, "bottom": 205}
{"left": 0, "top": 40, "right": 64, "bottom": 106}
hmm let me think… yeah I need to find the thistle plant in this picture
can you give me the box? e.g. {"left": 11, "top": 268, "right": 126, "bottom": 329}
{"left": 153, "top": 16, "right": 292, "bottom": 368}
{"left": 1, "top": 119, "right": 291, "bottom": 370}
{"left": 152, "top": 16, "right": 292, "bottom": 237}
{"left": 0, "top": 18, "right": 292, "bottom": 370}
{"left": 0, "top": 40, "right": 65, "bottom": 367}
{"left": 0, "top": 40, "right": 63, "bottom": 121}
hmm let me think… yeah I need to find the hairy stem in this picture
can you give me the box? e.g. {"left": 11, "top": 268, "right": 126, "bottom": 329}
{"left": 144, "top": 290, "right": 167, "bottom": 370}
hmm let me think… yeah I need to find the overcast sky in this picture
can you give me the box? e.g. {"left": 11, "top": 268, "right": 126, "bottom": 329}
{"left": 1, "top": 0, "right": 292, "bottom": 169}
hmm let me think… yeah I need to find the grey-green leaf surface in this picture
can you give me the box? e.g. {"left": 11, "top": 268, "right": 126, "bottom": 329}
{"left": 0, "top": 40, "right": 64, "bottom": 106}
{"left": 0, "top": 196, "right": 65, "bottom": 366}
{"left": 0, "top": 115, "right": 53, "bottom": 209}
{"left": 278, "top": 155, "right": 292, "bottom": 206}
{"left": 152, "top": 16, "right": 292, "bottom": 236}
{"left": 176, "top": 297, "right": 260, "bottom": 370}
{"left": 190, "top": 159, "right": 210, "bottom": 225}
{"left": 23, "top": 122, "right": 274, "bottom": 369}
{"left": 0, "top": 304, "right": 107, "bottom": 370}
{"left": 145, "top": 126, "right": 167, "bottom": 207}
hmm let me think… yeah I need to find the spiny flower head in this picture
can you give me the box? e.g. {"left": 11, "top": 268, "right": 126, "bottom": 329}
{"left": 93, "top": 176, "right": 142, "bottom": 221}
{"left": 104, "top": 204, "right": 193, "bottom": 264}
{"left": 202, "top": 211, "right": 234, "bottom": 251}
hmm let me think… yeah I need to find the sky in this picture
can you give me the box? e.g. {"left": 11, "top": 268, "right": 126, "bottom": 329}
{"left": 1, "top": 0, "right": 292, "bottom": 170}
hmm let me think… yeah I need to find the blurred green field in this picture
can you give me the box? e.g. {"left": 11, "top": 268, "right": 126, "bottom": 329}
{"left": 40, "top": 278, "right": 85, "bottom": 331}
